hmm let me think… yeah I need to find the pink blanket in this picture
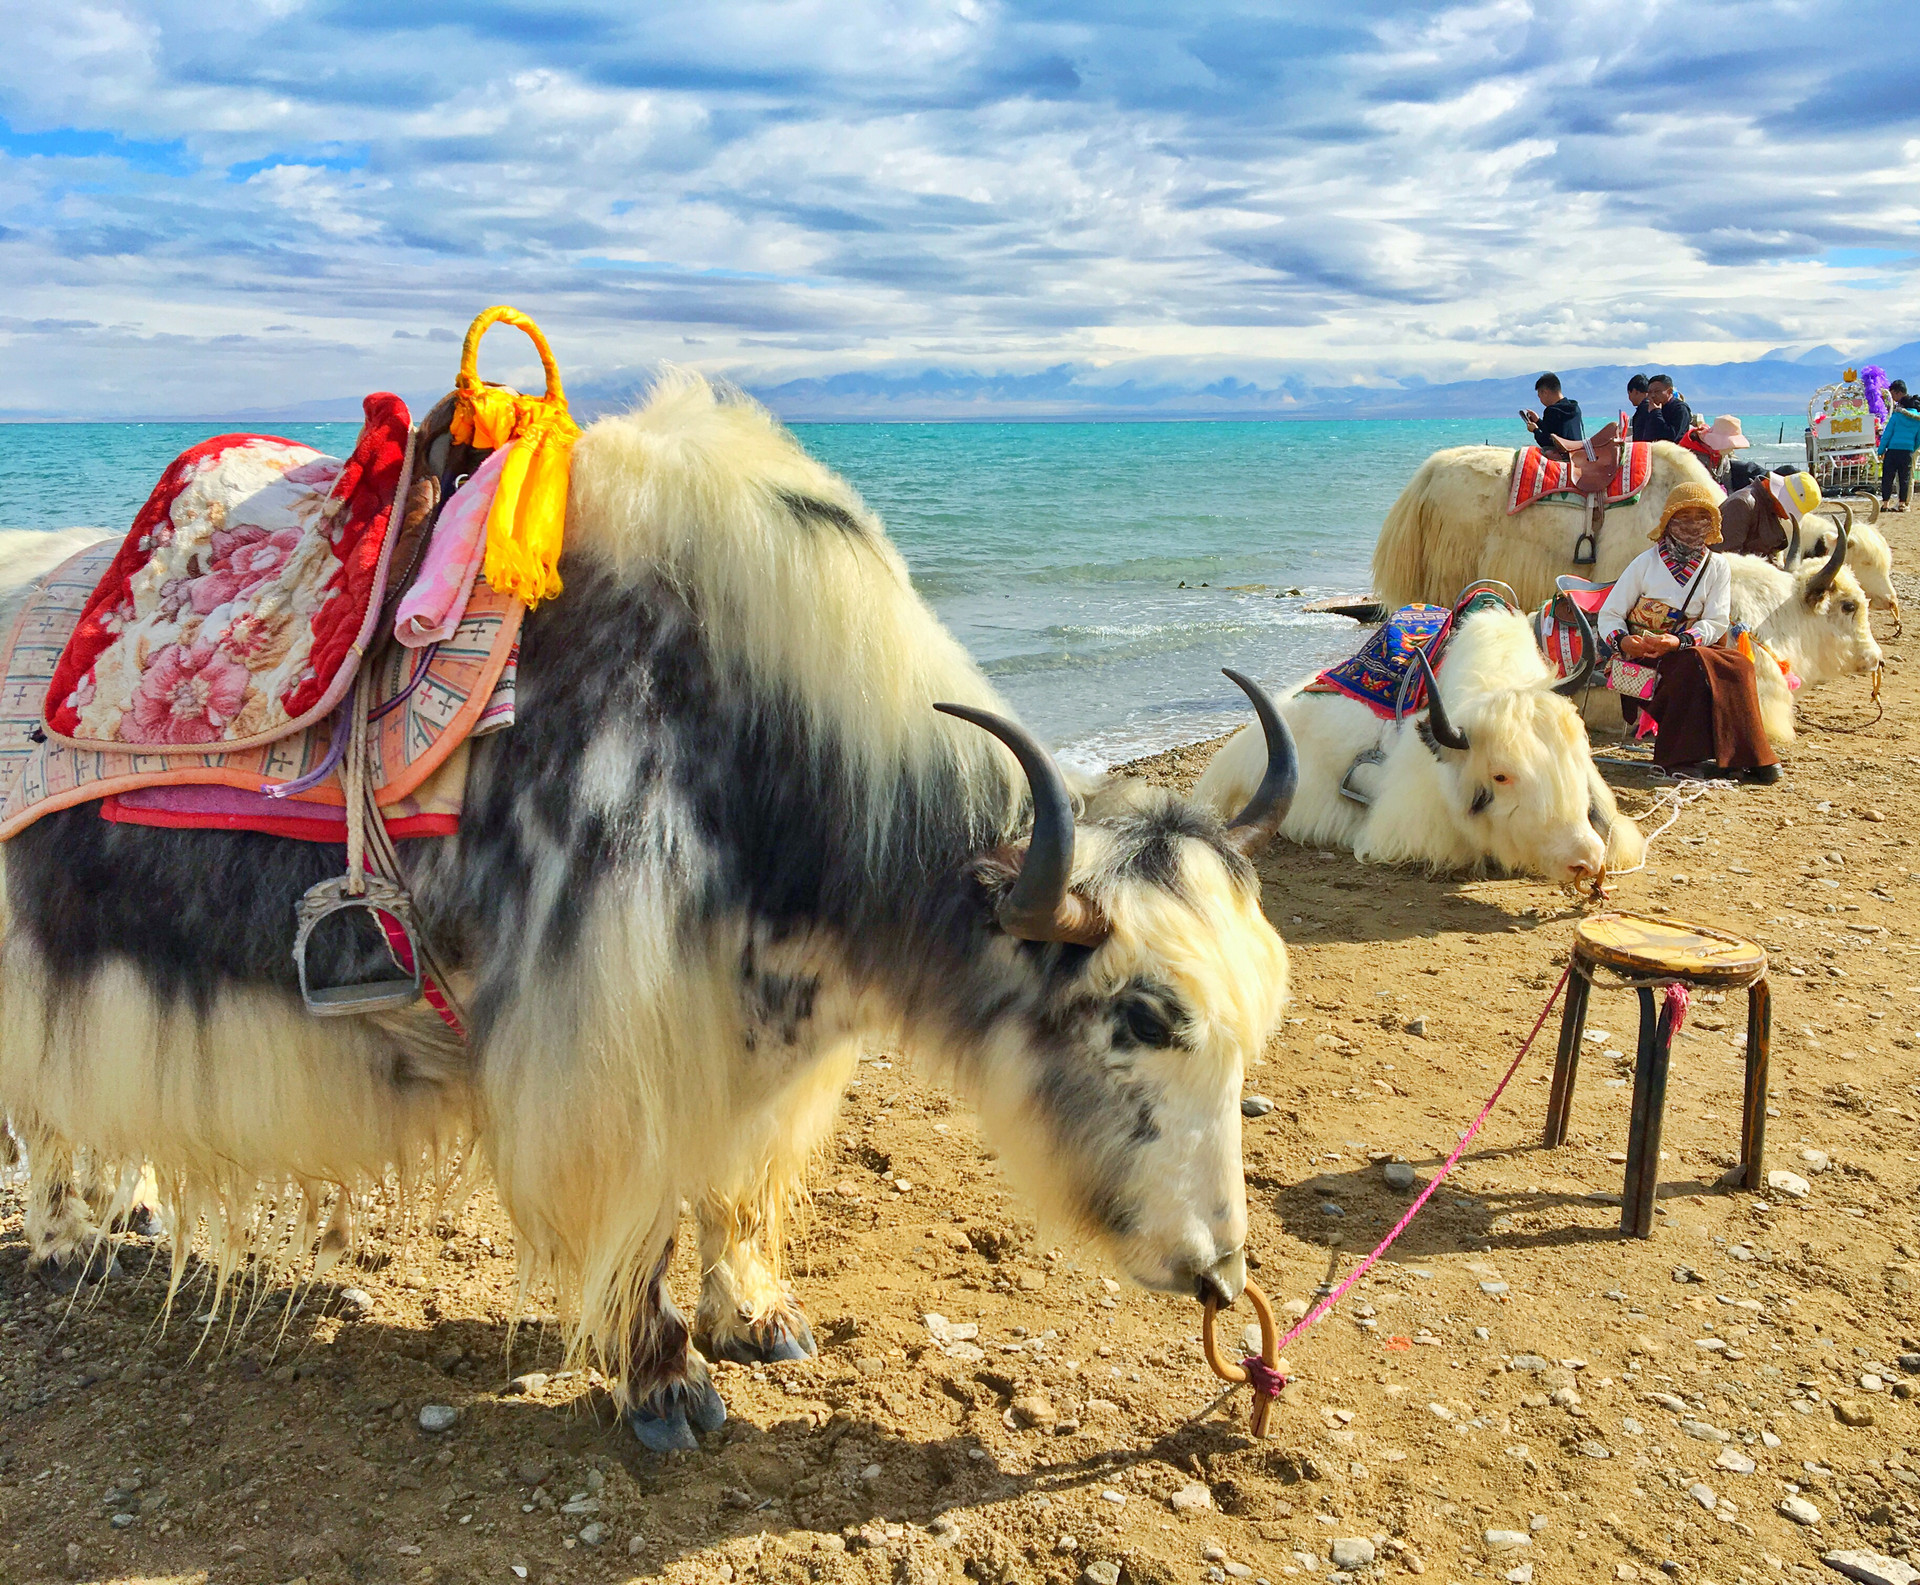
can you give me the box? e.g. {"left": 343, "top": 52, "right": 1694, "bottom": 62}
{"left": 394, "top": 444, "right": 510, "bottom": 648}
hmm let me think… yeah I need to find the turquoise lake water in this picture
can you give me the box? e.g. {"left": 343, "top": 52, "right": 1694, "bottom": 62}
{"left": 0, "top": 416, "right": 1803, "bottom": 768}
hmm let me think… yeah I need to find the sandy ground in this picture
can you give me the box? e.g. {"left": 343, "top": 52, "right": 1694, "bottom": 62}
{"left": 5, "top": 516, "right": 1920, "bottom": 1585}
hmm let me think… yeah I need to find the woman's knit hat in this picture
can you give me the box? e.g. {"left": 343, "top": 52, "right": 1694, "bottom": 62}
{"left": 1651, "top": 481, "right": 1723, "bottom": 543}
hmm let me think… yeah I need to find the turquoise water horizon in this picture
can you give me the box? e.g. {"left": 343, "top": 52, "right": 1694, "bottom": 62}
{"left": 0, "top": 415, "right": 1804, "bottom": 768}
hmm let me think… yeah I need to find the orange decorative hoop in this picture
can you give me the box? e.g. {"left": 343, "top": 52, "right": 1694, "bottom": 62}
{"left": 1199, "top": 1275, "right": 1282, "bottom": 1437}
{"left": 457, "top": 305, "right": 566, "bottom": 407}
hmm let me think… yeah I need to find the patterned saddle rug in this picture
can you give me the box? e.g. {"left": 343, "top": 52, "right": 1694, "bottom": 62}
{"left": 0, "top": 541, "right": 521, "bottom": 842}
{"left": 44, "top": 398, "right": 411, "bottom": 753}
{"left": 1303, "top": 603, "right": 1453, "bottom": 719}
{"left": 1507, "top": 441, "right": 1655, "bottom": 515}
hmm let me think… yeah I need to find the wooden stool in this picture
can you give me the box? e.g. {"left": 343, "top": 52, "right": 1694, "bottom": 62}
{"left": 1543, "top": 913, "right": 1770, "bottom": 1238}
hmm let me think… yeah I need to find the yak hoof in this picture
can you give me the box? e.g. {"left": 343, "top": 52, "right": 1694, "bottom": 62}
{"left": 117, "top": 1204, "right": 165, "bottom": 1240}
{"left": 699, "top": 1309, "right": 817, "bottom": 1365}
{"left": 625, "top": 1356, "right": 726, "bottom": 1453}
{"left": 32, "top": 1247, "right": 122, "bottom": 1292}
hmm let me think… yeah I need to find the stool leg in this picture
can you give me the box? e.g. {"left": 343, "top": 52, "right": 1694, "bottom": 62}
{"left": 1741, "top": 977, "right": 1771, "bottom": 1191}
{"left": 1621, "top": 986, "right": 1676, "bottom": 1238}
{"left": 1544, "top": 966, "right": 1592, "bottom": 1148}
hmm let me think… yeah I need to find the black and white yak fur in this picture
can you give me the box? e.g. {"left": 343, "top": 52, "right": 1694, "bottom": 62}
{"left": 0, "top": 378, "right": 1290, "bottom": 1448}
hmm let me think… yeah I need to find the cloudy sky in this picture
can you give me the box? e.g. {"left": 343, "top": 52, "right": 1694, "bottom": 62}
{"left": 1, "top": 0, "right": 1916, "bottom": 417}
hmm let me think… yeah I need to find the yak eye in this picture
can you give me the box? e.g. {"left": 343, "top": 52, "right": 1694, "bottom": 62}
{"left": 1492, "top": 772, "right": 1512, "bottom": 785}
{"left": 1843, "top": 601, "right": 1858, "bottom": 614}
{"left": 1118, "top": 999, "right": 1175, "bottom": 1049}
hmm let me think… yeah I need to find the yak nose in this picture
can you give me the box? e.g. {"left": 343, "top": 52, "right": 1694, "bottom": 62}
{"left": 1192, "top": 1247, "right": 1247, "bottom": 1308}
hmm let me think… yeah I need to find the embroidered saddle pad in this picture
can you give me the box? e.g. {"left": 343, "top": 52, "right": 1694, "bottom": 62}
{"left": 1507, "top": 441, "right": 1655, "bottom": 515}
{"left": 43, "top": 395, "right": 411, "bottom": 754}
{"left": 0, "top": 541, "right": 522, "bottom": 842}
{"left": 1303, "top": 603, "right": 1452, "bottom": 719}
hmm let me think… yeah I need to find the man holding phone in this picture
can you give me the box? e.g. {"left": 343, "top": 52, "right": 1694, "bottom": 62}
{"left": 1521, "top": 373, "right": 1584, "bottom": 452}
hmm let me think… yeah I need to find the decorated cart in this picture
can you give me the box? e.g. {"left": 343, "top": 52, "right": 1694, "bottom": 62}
{"left": 1805, "top": 367, "right": 1882, "bottom": 496}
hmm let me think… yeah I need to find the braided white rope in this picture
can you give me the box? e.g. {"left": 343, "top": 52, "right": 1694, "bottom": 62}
{"left": 1607, "top": 777, "right": 1722, "bottom": 878}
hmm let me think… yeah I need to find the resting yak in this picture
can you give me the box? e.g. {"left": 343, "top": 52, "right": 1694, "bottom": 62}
{"left": 1194, "top": 603, "right": 1645, "bottom": 882}
{"left": 0, "top": 375, "right": 1300, "bottom": 1451}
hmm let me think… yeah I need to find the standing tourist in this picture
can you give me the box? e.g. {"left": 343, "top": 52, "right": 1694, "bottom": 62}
{"left": 1880, "top": 390, "right": 1920, "bottom": 512}
{"left": 1522, "top": 373, "right": 1584, "bottom": 451}
{"left": 1626, "top": 374, "right": 1657, "bottom": 440}
{"left": 1596, "top": 483, "right": 1780, "bottom": 783}
{"left": 1641, "top": 375, "right": 1695, "bottom": 443}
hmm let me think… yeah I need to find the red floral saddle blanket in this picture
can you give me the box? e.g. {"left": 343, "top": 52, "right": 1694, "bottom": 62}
{"left": 1506, "top": 441, "right": 1654, "bottom": 515}
{"left": 44, "top": 396, "right": 411, "bottom": 753}
{"left": 0, "top": 541, "right": 521, "bottom": 842}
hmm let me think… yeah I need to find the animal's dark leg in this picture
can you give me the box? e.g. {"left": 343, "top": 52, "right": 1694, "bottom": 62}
{"left": 694, "top": 1190, "right": 817, "bottom": 1365}
{"left": 623, "top": 1236, "right": 727, "bottom": 1454}
{"left": 23, "top": 1140, "right": 120, "bottom": 1289}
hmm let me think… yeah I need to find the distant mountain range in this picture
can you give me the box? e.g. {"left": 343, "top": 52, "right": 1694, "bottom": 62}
{"left": 17, "top": 339, "right": 1918, "bottom": 426}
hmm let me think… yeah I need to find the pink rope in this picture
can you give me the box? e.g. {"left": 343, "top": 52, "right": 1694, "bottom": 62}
{"left": 1266, "top": 963, "right": 1572, "bottom": 1365}
{"left": 1662, "top": 982, "right": 1690, "bottom": 1036}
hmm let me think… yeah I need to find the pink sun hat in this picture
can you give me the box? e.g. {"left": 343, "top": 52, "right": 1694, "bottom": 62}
{"left": 1695, "top": 415, "right": 1751, "bottom": 452}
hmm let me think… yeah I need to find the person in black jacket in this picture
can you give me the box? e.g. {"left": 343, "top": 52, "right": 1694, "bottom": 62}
{"left": 1642, "top": 374, "right": 1695, "bottom": 443}
{"left": 1627, "top": 374, "right": 1659, "bottom": 441}
{"left": 1522, "top": 373, "right": 1583, "bottom": 452}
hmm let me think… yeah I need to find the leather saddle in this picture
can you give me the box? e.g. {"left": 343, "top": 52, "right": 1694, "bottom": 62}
{"left": 1549, "top": 421, "right": 1622, "bottom": 495}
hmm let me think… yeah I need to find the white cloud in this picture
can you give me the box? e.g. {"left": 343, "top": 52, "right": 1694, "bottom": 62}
{"left": 0, "top": 0, "right": 1914, "bottom": 416}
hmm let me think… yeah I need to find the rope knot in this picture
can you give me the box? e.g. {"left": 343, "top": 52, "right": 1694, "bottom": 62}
{"left": 1241, "top": 1356, "right": 1287, "bottom": 1399}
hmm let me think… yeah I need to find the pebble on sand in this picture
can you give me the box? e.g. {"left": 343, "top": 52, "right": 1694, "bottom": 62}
{"left": 1382, "top": 1162, "right": 1418, "bottom": 1191}
{"left": 337, "top": 1287, "right": 374, "bottom": 1318}
{"left": 1082, "top": 1563, "right": 1121, "bottom": 1585}
{"left": 1767, "top": 1169, "right": 1811, "bottom": 1199}
{"left": 1169, "top": 1482, "right": 1213, "bottom": 1516}
{"left": 1714, "top": 1448, "right": 1757, "bottom": 1475}
{"left": 1241, "top": 1095, "right": 1275, "bottom": 1117}
{"left": 1331, "top": 1538, "right": 1376, "bottom": 1569}
{"left": 1821, "top": 1548, "right": 1920, "bottom": 1585}
{"left": 418, "top": 1404, "right": 459, "bottom": 1433}
{"left": 1779, "top": 1495, "right": 1821, "bottom": 1525}
{"left": 1484, "top": 1530, "right": 1531, "bottom": 1550}
{"left": 1834, "top": 1398, "right": 1876, "bottom": 1427}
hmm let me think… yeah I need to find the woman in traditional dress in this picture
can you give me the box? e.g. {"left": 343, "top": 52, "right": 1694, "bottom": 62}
{"left": 1596, "top": 481, "right": 1781, "bottom": 784}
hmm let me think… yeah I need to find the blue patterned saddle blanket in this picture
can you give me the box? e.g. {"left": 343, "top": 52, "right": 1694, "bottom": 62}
{"left": 1305, "top": 603, "right": 1453, "bottom": 720}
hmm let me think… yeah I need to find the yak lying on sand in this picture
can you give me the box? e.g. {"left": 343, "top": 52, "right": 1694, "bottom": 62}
{"left": 1194, "top": 604, "right": 1644, "bottom": 882}
{"left": 0, "top": 375, "right": 1301, "bottom": 1451}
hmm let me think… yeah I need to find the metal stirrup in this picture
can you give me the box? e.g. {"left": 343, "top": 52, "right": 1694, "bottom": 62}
{"left": 293, "top": 874, "right": 424, "bottom": 1016}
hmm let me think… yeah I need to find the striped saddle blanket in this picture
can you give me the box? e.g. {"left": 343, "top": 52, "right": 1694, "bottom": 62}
{"left": 1302, "top": 603, "right": 1453, "bottom": 719}
{"left": 1507, "top": 441, "right": 1655, "bottom": 515}
{"left": 0, "top": 542, "right": 521, "bottom": 842}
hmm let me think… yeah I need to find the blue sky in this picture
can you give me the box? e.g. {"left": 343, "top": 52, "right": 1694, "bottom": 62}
{"left": 0, "top": 0, "right": 1915, "bottom": 417}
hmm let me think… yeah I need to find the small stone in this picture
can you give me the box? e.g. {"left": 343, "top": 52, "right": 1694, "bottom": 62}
{"left": 1331, "top": 1538, "right": 1376, "bottom": 1570}
{"left": 1009, "top": 1395, "right": 1056, "bottom": 1430}
{"left": 1241, "top": 1095, "right": 1275, "bottom": 1117}
{"left": 1100, "top": 1489, "right": 1126, "bottom": 1505}
{"left": 1680, "top": 1418, "right": 1731, "bottom": 1442}
{"left": 417, "top": 1404, "right": 459, "bottom": 1433}
{"left": 1767, "top": 1170, "right": 1811, "bottom": 1199}
{"left": 1169, "top": 1482, "right": 1213, "bottom": 1516}
{"left": 1714, "top": 1448, "right": 1756, "bottom": 1475}
{"left": 1834, "top": 1399, "right": 1875, "bottom": 1427}
{"left": 1016, "top": 1270, "right": 1046, "bottom": 1292}
{"left": 1580, "top": 1440, "right": 1611, "bottom": 1459}
{"left": 1481, "top": 1281, "right": 1511, "bottom": 1296}
{"left": 1511, "top": 1354, "right": 1549, "bottom": 1372}
{"left": 337, "top": 1287, "right": 374, "bottom": 1317}
{"left": 109, "top": 1512, "right": 136, "bottom": 1529}
{"left": 1405, "top": 1017, "right": 1428, "bottom": 1037}
{"left": 1383, "top": 1162, "right": 1418, "bottom": 1190}
{"left": 1689, "top": 1482, "right": 1716, "bottom": 1510}
{"left": 505, "top": 1373, "right": 549, "bottom": 1396}
{"left": 1820, "top": 1548, "right": 1920, "bottom": 1585}
{"left": 1550, "top": 1387, "right": 1581, "bottom": 1408}
{"left": 1618, "top": 1567, "right": 1640, "bottom": 1582}
{"left": 1801, "top": 1148, "right": 1831, "bottom": 1172}
{"left": 1083, "top": 1563, "right": 1121, "bottom": 1585}
{"left": 1485, "top": 1529, "right": 1531, "bottom": 1550}
{"left": 1320, "top": 1201, "right": 1345, "bottom": 1217}
{"left": 1507, "top": 1567, "right": 1535, "bottom": 1585}
{"left": 833, "top": 1179, "right": 861, "bottom": 1198}
{"left": 1861, "top": 1373, "right": 1884, "bottom": 1392}
{"left": 1779, "top": 1495, "right": 1821, "bottom": 1525}
{"left": 578, "top": 1522, "right": 606, "bottom": 1547}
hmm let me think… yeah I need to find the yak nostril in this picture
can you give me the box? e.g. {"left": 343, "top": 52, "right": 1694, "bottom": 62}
{"left": 1191, "top": 1247, "right": 1247, "bottom": 1308}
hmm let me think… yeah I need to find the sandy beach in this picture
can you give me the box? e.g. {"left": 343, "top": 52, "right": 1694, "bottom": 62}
{"left": 2, "top": 516, "right": 1918, "bottom": 1585}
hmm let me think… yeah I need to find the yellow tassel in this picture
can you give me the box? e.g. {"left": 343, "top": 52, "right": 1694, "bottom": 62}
{"left": 450, "top": 306, "right": 581, "bottom": 606}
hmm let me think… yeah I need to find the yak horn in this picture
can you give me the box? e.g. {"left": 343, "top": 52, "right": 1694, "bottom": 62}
{"left": 1553, "top": 596, "right": 1598, "bottom": 696}
{"left": 934, "top": 703, "right": 1108, "bottom": 946}
{"left": 1785, "top": 517, "right": 1803, "bottom": 569}
{"left": 1417, "top": 649, "right": 1470, "bottom": 751}
{"left": 1804, "top": 522, "right": 1847, "bottom": 605}
{"left": 1219, "top": 669, "right": 1299, "bottom": 856}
